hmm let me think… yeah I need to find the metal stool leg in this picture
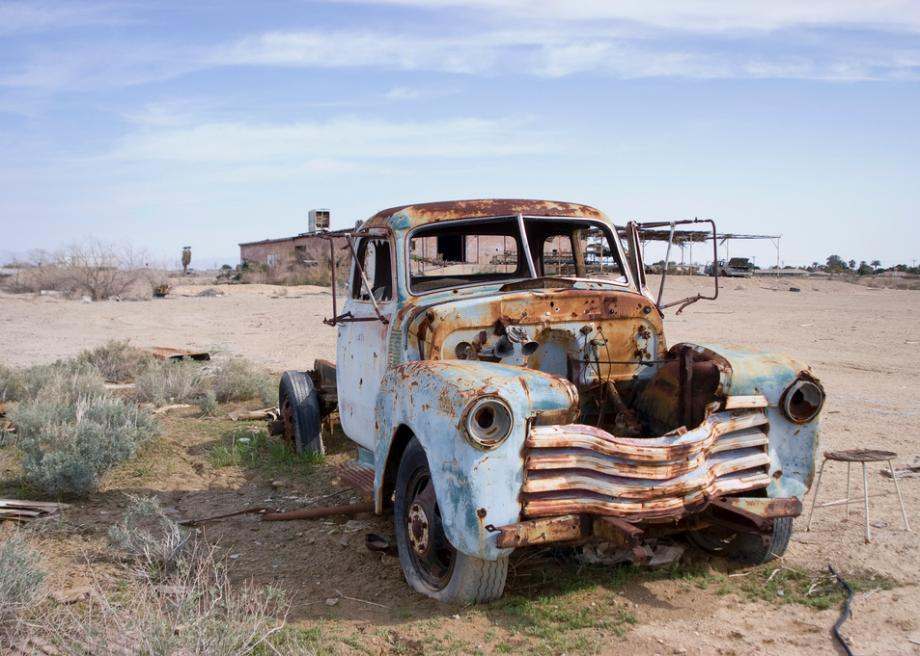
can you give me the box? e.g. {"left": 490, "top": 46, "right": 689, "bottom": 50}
{"left": 844, "top": 462, "right": 851, "bottom": 518}
{"left": 862, "top": 462, "right": 871, "bottom": 543}
{"left": 806, "top": 457, "right": 828, "bottom": 531}
{"left": 889, "top": 460, "right": 912, "bottom": 532}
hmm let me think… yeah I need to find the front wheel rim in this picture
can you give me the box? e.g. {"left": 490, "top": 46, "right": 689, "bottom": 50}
{"left": 404, "top": 469, "right": 455, "bottom": 590}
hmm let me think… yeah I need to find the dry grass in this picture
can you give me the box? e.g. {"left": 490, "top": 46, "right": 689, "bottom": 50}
{"left": 212, "top": 358, "right": 275, "bottom": 405}
{"left": 75, "top": 340, "right": 154, "bottom": 384}
{"left": 0, "top": 530, "right": 46, "bottom": 641}
{"left": 134, "top": 361, "right": 209, "bottom": 406}
{"left": 108, "top": 495, "right": 192, "bottom": 582}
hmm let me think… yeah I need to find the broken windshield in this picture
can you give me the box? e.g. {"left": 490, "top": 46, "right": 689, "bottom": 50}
{"left": 407, "top": 216, "right": 627, "bottom": 294}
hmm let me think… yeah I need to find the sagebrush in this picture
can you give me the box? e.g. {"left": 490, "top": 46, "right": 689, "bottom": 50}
{"left": 14, "top": 394, "right": 158, "bottom": 498}
{"left": 1, "top": 361, "right": 106, "bottom": 404}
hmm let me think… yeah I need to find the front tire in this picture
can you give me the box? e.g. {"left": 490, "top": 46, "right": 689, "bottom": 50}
{"left": 394, "top": 438, "right": 508, "bottom": 603}
{"left": 688, "top": 516, "right": 793, "bottom": 564}
{"left": 278, "top": 371, "right": 323, "bottom": 455}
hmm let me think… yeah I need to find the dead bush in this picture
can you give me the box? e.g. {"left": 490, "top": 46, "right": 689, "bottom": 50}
{"left": 76, "top": 340, "right": 154, "bottom": 383}
{"left": 134, "top": 361, "right": 209, "bottom": 406}
{"left": 44, "top": 542, "right": 287, "bottom": 656}
{"left": 0, "top": 531, "right": 46, "bottom": 639}
{"left": 108, "top": 495, "right": 191, "bottom": 582}
{"left": 212, "top": 358, "right": 275, "bottom": 405}
{"left": 197, "top": 389, "right": 218, "bottom": 416}
{"left": 0, "top": 363, "right": 23, "bottom": 402}
{"left": 1, "top": 242, "right": 156, "bottom": 300}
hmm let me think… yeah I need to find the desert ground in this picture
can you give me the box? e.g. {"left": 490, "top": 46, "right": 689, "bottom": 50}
{"left": 2, "top": 275, "right": 919, "bottom": 655}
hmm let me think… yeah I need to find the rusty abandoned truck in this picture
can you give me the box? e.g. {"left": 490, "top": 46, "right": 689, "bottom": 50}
{"left": 277, "top": 199, "right": 824, "bottom": 603}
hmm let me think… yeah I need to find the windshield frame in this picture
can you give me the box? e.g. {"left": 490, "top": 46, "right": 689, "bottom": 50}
{"left": 404, "top": 214, "right": 635, "bottom": 297}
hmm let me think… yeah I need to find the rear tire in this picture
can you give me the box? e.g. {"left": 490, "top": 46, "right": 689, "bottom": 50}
{"left": 278, "top": 371, "right": 323, "bottom": 455}
{"left": 688, "top": 517, "right": 792, "bottom": 564}
{"left": 394, "top": 438, "right": 508, "bottom": 603}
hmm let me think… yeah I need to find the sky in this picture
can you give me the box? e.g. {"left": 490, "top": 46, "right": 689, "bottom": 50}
{"left": 1, "top": 1, "right": 918, "bottom": 269}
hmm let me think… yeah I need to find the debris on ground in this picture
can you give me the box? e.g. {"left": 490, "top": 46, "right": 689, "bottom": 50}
{"left": 196, "top": 287, "right": 225, "bottom": 298}
{"left": 828, "top": 564, "right": 856, "bottom": 656}
{"left": 365, "top": 533, "right": 398, "bottom": 556}
{"left": 51, "top": 585, "right": 95, "bottom": 605}
{"left": 0, "top": 499, "right": 69, "bottom": 522}
{"left": 578, "top": 541, "right": 684, "bottom": 567}
{"left": 146, "top": 346, "right": 211, "bottom": 362}
{"left": 151, "top": 403, "right": 194, "bottom": 415}
{"left": 228, "top": 407, "right": 280, "bottom": 421}
{"left": 882, "top": 456, "right": 920, "bottom": 479}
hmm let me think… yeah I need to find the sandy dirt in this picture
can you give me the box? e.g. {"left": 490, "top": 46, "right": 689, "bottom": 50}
{"left": 2, "top": 277, "right": 919, "bottom": 655}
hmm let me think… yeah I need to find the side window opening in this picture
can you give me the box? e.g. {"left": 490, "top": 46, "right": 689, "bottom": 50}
{"left": 352, "top": 238, "right": 393, "bottom": 302}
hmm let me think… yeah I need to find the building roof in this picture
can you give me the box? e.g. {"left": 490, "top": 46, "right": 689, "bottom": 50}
{"left": 363, "top": 199, "right": 606, "bottom": 231}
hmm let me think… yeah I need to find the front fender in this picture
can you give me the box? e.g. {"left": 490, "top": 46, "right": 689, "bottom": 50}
{"left": 374, "top": 360, "right": 577, "bottom": 560}
{"left": 681, "top": 343, "right": 821, "bottom": 500}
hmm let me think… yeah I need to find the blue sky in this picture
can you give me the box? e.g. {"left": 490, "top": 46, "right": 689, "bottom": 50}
{"left": 1, "top": 0, "right": 918, "bottom": 268}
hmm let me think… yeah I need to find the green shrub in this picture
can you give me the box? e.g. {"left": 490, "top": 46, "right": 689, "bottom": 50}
{"left": 14, "top": 396, "right": 158, "bottom": 498}
{"left": 76, "top": 340, "right": 153, "bottom": 383}
{"left": 212, "top": 358, "right": 275, "bottom": 404}
{"left": 134, "top": 361, "right": 208, "bottom": 406}
{"left": 211, "top": 427, "right": 322, "bottom": 470}
{"left": 0, "top": 531, "right": 45, "bottom": 636}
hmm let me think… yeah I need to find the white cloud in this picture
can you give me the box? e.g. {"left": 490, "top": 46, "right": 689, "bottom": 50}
{"left": 326, "top": 0, "right": 920, "bottom": 34}
{"left": 0, "top": 1, "right": 126, "bottom": 35}
{"left": 109, "top": 115, "right": 550, "bottom": 163}
{"left": 213, "top": 28, "right": 920, "bottom": 81}
{"left": 1, "top": 2, "right": 918, "bottom": 93}
{"left": 383, "top": 86, "right": 459, "bottom": 101}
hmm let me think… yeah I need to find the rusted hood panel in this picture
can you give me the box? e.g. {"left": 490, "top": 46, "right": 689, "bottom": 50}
{"left": 407, "top": 288, "right": 665, "bottom": 382}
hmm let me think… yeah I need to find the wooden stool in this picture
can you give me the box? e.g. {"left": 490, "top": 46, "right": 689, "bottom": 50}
{"left": 806, "top": 449, "right": 911, "bottom": 543}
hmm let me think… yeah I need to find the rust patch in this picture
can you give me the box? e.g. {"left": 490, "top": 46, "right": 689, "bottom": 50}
{"left": 364, "top": 198, "right": 606, "bottom": 229}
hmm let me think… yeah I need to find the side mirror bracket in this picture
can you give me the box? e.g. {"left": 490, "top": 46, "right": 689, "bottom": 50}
{"left": 633, "top": 218, "right": 720, "bottom": 314}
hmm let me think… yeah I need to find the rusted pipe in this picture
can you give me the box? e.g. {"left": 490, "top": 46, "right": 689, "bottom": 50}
{"left": 261, "top": 501, "right": 374, "bottom": 522}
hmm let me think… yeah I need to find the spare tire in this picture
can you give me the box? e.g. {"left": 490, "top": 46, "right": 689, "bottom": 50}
{"left": 278, "top": 371, "right": 323, "bottom": 455}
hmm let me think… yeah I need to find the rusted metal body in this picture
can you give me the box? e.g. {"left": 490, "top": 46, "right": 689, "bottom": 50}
{"left": 315, "top": 199, "right": 821, "bottom": 561}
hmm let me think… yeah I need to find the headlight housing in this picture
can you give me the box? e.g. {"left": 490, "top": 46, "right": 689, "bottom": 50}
{"left": 464, "top": 397, "right": 513, "bottom": 449}
{"left": 781, "top": 377, "right": 825, "bottom": 424}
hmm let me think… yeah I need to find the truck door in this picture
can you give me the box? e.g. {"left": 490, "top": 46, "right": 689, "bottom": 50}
{"left": 336, "top": 235, "right": 395, "bottom": 449}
